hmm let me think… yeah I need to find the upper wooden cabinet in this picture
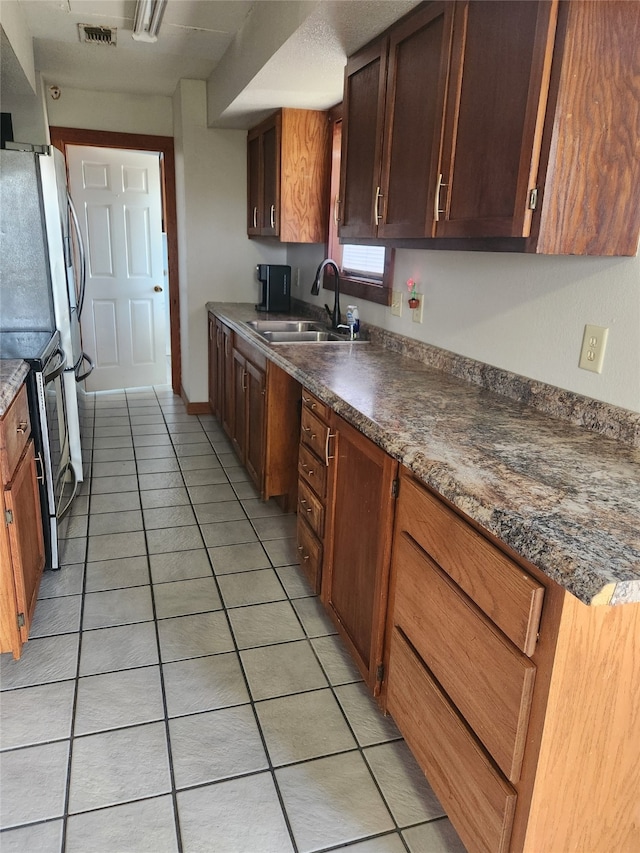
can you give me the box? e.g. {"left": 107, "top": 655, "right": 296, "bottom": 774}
{"left": 339, "top": 2, "right": 453, "bottom": 240}
{"left": 247, "top": 108, "right": 330, "bottom": 243}
{"left": 434, "top": 0, "right": 557, "bottom": 239}
{"left": 339, "top": 0, "right": 640, "bottom": 255}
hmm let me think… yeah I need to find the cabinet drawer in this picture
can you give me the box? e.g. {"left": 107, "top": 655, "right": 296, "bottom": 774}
{"left": 300, "top": 407, "right": 330, "bottom": 461}
{"left": 397, "top": 473, "right": 544, "bottom": 655}
{"left": 298, "top": 444, "right": 327, "bottom": 500}
{"left": 0, "top": 385, "right": 30, "bottom": 485}
{"left": 387, "top": 626, "right": 516, "bottom": 853}
{"left": 297, "top": 477, "right": 325, "bottom": 538}
{"left": 297, "top": 515, "right": 323, "bottom": 594}
{"left": 393, "top": 532, "right": 536, "bottom": 782}
{"left": 301, "top": 389, "right": 330, "bottom": 422}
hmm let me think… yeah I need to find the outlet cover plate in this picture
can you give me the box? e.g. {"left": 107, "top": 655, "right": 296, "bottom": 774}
{"left": 579, "top": 324, "right": 609, "bottom": 373}
{"left": 391, "top": 290, "right": 403, "bottom": 317}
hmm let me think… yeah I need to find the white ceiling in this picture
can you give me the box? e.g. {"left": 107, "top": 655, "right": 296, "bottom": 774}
{"left": 9, "top": 0, "right": 421, "bottom": 128}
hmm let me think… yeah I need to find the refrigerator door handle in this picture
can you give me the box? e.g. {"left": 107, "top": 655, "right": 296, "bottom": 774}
{"left": 75, "top": 351, "right": 94, "bottom": 382}
{"left": 67, "top": 191, "right": 86, "bottom": 317}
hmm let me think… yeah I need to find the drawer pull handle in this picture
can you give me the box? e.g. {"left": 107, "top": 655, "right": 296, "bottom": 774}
{"left": 301, "top": 463, "right": 314, "bottom": 476}
{"left": 299, "top": 499, "right": 312, "bottom": 514}
{"left": 302, "top": 426, "right": 316, "bottom": 439}
{"left": 302, "top": 395, "right": 317, "bottom": 410}
{"left": 16, "top": 421, "right": 28, "bottom": 434}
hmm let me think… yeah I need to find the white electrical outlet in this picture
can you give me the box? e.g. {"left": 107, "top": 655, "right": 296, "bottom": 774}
{"left": 391, "top": 290, "right": 403, "bottom": 317}
{"left": 411, "top": 293, "right": 424, "bottom": 324}
{"left": 579, "top": 324, "right": 609, "bottom": 373}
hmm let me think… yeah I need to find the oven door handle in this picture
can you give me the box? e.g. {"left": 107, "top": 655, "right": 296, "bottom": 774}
{"left": 56, "top": 462, "right": 78, "bottom": 520}
{"left": 75, "top": 351, "right": 94, "bottom": 382}
{"left": 44, "top": 349, "right": 67, "bottom": 383}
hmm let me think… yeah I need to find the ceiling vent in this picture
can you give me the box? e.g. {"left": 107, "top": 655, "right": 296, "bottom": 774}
{"left": 78, "top": 24, "right": 117, "bottom": 46}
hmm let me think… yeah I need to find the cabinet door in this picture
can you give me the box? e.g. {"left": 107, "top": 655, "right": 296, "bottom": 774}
{"left": 5, "top": 440, "right": 45, "bottom": 642}
{"left": 338, "top": 38, "right": 388, "bottom": 239}
{"left": 247, "top": 133, "right": 261, "bottom": 235}
{"left": 435, "top": 0, "right": 558, "bottom": 238}
{"left": 245, "top": 359, "right": 266, "bottom": 491}
{"left": 220, "top": 323, "right": 234, "bottom": 439}
{"left": 323, "top": 414, "right": 398, "bottom": 693}
{"left": 231, "top": 350, "right": 247, "bottom": 462}
{"left": 377, "top": 1, "right": 453, "bottom": 238}
{"left": 261, "top": 116, "right": 280, "bottom": 236}
{"left": 208, "top": 315, "right": 218, "bottom": 415}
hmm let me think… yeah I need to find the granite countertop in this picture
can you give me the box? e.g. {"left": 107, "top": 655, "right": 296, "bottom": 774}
{"left": 0, "top": 360, "right": 30, "bottom": 418}
{"left": 208, "top": 302, "right": 640, "bottom": 607}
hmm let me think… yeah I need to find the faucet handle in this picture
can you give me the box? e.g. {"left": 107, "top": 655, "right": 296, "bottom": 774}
{"left": 336, "top": 323, "right": 355, "bottom": 341}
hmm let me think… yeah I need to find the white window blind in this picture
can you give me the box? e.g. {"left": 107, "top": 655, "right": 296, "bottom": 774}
{"left": 341, "top": 244, "right": 386, "bottom": 278}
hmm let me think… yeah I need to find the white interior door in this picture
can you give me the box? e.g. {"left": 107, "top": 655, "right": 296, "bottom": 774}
{"left": 66, "top": 145, "right": 167, "bottom": 392}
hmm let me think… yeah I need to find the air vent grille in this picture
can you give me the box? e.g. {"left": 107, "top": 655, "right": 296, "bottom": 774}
{"left": 78, "top": 24, "right": 117, "bottom": 46}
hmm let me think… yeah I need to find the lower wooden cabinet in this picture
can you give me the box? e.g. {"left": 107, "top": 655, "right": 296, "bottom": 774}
{"left": 296, "top": 388, "right": 398, "bottom": 693}
{"left": 322, "top": 413, "right": 398, "bottom": 694}
{"left": 383, "top": 466, "right": 640, "bottom": 853}
{"left": 208, "top": 314, "right": 301, "bottom": 506}
{"left": 1, "top": 385, "right": 45, "bottom": 659}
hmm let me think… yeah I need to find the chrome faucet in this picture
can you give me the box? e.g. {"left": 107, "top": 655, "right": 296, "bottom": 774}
{"left": 311, "top": 258, "right": 342, "bottom": 330}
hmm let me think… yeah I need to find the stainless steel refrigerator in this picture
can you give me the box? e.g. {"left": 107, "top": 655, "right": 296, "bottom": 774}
{"left": 0, "top": 144, "right": 93, "bottom": 485}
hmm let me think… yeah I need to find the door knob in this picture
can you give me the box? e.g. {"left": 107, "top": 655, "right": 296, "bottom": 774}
{"left": 154, "top": 286, "right": 163, "bottom": 292}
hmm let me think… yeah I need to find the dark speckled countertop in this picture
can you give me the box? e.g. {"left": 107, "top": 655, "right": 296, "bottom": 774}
{"left": 0, "top": 360, "right": 30, "bottom": 418}
{"left": 208, "top": 302, "right": 640, "bottom": 607}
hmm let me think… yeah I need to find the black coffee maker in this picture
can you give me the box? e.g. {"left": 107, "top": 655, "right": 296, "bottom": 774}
{"left": 256, "top": 264, "right": 291, "bottom": 313}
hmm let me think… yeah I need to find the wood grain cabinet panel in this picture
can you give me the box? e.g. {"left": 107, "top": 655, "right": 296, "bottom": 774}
{"left": 1, "top": 384, "right": 45, "bottom": 660}
{"left": 339, "top": 2, "right": 453, "bottom": 239}
{"left": 394, "top": 531, "right": 536, "bottom": 782}
{"left": 247, "top": 108, "right": 330, "bottom": 243}
{"left": 339, "top": 0, "right": 640, "bottom": 254}
{"left": 387, "top": 626, "right": 517, "bottom": 853}
{"left": 322, "top": 413, "right": 398, "bottom": 693}
{"left": 435, "top": 0, "right": 558, "bottom": 239}
{"left": 397, "top": 475, "right": 544, "bottom": 655}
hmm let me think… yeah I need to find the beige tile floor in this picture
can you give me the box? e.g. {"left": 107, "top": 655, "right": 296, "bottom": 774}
{"left": 0, "top": 386, "right": 467, "bottom": 853}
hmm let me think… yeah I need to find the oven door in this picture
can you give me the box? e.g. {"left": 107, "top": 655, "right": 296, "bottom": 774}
{"left": 38, "top": 348, "right": 77, "bottom": 520}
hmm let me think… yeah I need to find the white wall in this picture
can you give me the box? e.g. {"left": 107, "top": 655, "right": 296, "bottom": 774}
{"left": 294, "top": 247, "right": 640, "bottom": 414}
{"left": 46, "top": 87, "right": 173, "bottom": 137}
{"left": 0, "top": 0, "right": 36, "bottom": 93}
{"left": 173, "top": 80, "right": 286, "bottom": 403}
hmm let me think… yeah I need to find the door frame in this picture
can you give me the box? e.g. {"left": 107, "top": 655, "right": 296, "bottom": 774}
{"left": 49, "top": 126, "right": 181, "bottom": 395}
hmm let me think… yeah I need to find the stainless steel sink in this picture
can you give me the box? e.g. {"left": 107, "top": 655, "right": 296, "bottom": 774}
{"left": 260, "top": 330, "right": 349, "bottom": 343}
{"left": 246, "top": 318, "right": 368, "bottom": 344}
{"left": 247, "top": 320, "right": 325, "bottom": 333}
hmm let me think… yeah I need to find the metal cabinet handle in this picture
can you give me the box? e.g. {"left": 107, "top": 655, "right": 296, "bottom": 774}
{"left": 302, "top": 395, "right": 317, "bottom": 410}
{"left": 299, "top": 499, "right": 312, "bottom": 514}
{"left": 334, "top": 197, "right": 341, "bottom": 225}
{"left": 301, "top": 462, "right": 314, "bottom": 476}
{"left": 35, "top": 452, "right": 45, "bottom": 483}
{"left": 270, "top": 204, "right": 276, "bottom": 229}
{"left": 434, "top": 173, "right": 448, "bottom": 222}
{"left": 374, "top": 186, "right": 383, "bottom": 225}
{"left": 242, "top": 369, "right": 247, "bottom": 392}
{"left": 325, "top": 431, "right": 336, "bottom": 466}
{"left": 16, "top": 421, "right": 28, "bottom": 434}
{"left": 301, "top": 425, "right": 316, "bottom": 439}
{"left": 253, "top": 206, "right": 258, "bottom": 228}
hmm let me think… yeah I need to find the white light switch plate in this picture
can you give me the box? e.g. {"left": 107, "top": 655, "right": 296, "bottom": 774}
{"left": 411, "top": 293, "right": 424, "bottom": 324}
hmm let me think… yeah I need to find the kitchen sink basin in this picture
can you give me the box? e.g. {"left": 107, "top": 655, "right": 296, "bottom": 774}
{"left": 246, "top": 318, "right": 368, "bottom": 344}
{"left": 247, "top": 319, "right": 325, "bottom": 333}
{"left": 260, "top": 330, "right": 353, "bottom": 343}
